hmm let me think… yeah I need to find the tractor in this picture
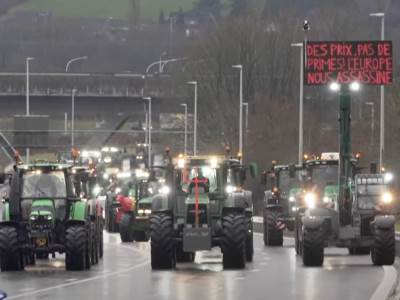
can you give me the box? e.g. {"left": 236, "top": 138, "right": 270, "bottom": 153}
{"left": 118, "top": 166, "right": 167, "bottom": 243}
{"left": 0, "top": 163, "right": 102, "bottom": 271}
{"left": 296, "top": 87, "right": 396, "bottom": 266}
{"left": 150, "top": 155, "right": 255, "bottom": 270}
{"left": 262, "top": 163, "right": 303, "bottom": 246}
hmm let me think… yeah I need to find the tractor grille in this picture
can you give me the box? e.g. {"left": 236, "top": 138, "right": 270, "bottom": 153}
{"left": 360, "top": 217, "right": 373, "bottom": 236}
{"left": 186, "top": 204, "right": 208, "bottom": 226}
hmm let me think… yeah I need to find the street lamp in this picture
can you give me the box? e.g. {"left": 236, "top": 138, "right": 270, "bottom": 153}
{"left": 143, "top": 97, "right": 152, "bottom": 167}
{"left": 369, "top": 12, "right": 385, "bottom": 172}
{"left": 180, "top": 103, "right": 188, "bottom": 155}
{"left": 25, "top": 57, "right": 34, "bottom": 164}
{"left": 187, "top": 81, "right": 198, "bottom": 155}
{"left": 365, "top": 102, "right": 375, "bottom": 147}
{"left": 291, "top": 42, "right": 304, "bottom": 164}
{"left": 232, "top": 64, "right": 243, "bottom": 157}
{"left": 65, "top": 56, "right": 88, "bottom": 72}
{"left": 71, "top": 89, "right": 77, "bottom": 148}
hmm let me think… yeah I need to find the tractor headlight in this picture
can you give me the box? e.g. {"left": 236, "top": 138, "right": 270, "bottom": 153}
{"left": 289, "top": 196, "right": 295, "bottom": 202}
{"left": 103, "top": 173, "right": 109, "bottom": 180}
{"left": 225, "top": 185, "right": 237, "bottom": 193}
{"left": 115, "top": 187, "right": 121, "bottom": 194}
{"left": 305, "top": 192, "right": 316, "bottom": 209}
{"left": 138, "top": 209, "right": 144, "bottom": 214}
{"left": 144, "top": 209, "right": 152, "bottom": 215}
{"left": 323, "top": 196, "right": 331, "bottom": 203}
{"left": 45, "top": 215, "right": 52, "bottom": 221}
{"left": 159, "top": 186, "right": 170, "bottom": 195}
{"left": 382, "top": 192, "right": 393, "bottom": 204}
{"left": 30, "top": 215, "right": 38, "bottom": 221}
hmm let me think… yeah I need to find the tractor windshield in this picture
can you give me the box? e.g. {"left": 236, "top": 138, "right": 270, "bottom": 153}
{"left": 310, "top": 164, "right": 338, "bottom": 194}
{"left": 278, "top": 170, "right": 301, "bottom": 196}
{"left": 182, "top": 165, "right": 218, "bottom": 193}
{"left": 22, "top": 170, "right": 67, "bottom": 199}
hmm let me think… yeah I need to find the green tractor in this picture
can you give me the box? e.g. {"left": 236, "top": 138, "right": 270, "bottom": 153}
{"left": 261, "top": 163, "right": 303, "bottom": 246}
{"left": 119, "top": 166, "right": 167, "bottom": 243}
{"left": 297, "top": 88, "right": 396, "bottom": 266}
{"left": 150, "top": 155, "right": 255, "bottom": 270}
{"left": 0, "top": 163, "right": 102, "bottom": 271}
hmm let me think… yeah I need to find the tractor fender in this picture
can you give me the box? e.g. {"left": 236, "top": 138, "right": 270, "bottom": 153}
{"left": 66, "top": 219, "right": 87, "bottom": 228}
{"left": 374, "top": 215, "right": 395, "bottom": 230}
{"left": 224, "top": 192, "right": 251, "bottom": 209}
{"left": 151, "top": 194, "right": 172, "bottom": 212}
{"left": 0, "top": 220, "right": 20, "bottom": 229}
{"left": 69, "top": 201, "right": 89, "bottom": 222}
{"left": 301, "top": 216, "right": 325, "bottom": 230}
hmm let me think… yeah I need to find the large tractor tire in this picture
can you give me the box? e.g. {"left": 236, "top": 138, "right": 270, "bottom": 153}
{"left": 302, "top": 228, "right": 324, "bottom": 267}
{"left": 263, "top": 210, "right": 283, "bottom": 246}
{"left": 134, "top": 231, "right": 149, "bottom": 242}
{"left": 0, "top": 227, "right": 24, "bottom": 271}
{"left": 150, "top": 213, "right": 176, "bottom": 269}
{"left": 371, "top": 228, "right": 395, "bottom": 266}
{"left": 99, "top": 220, "right": 104, "bottom": 258}
{"left": 294, "top": 213, "right": 302, "bottom": 255}
{"left": 221, "top": 212, "right": 246, "bottom": 269}
{"left": 176, "top": 247, "right": 195, "bottom": 263}
{"left": 91, "top": 222, "right": 99, "bottom": 265}
{"left": 120, "top": 214, "right": 134, "bottom": 243}
{"left": 245, "top": 215, "right": 254, "bottom": 262}
{"left": 65, "top": 225, "right": 88, "bottom": 271}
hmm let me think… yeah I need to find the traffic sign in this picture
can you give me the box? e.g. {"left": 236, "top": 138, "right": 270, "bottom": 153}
{"left": 305, "top": 41, "right": 393, "bottom": 85}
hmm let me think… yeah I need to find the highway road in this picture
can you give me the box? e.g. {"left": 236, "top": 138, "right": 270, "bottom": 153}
{"left": 0, "top": 232, "right": 396, "bottom": 300}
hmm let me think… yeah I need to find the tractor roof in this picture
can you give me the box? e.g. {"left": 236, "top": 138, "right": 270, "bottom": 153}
{"left": 18, "top": 163, "right": 71, "bottom": 171}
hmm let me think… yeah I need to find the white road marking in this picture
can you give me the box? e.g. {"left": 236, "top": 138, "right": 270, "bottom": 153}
{"left": 7, "top": 260, "right": 150, "bottom": 300}
{"left": 369, "top": 266, "right": 397, "bottom": 300}
{"left": 17, "top": 288, "right": 35, "bottom": 293}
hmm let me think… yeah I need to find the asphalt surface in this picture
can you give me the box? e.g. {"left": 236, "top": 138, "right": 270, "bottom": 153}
{"left": 0, "top": 232, "right": 391, "bottom": 300}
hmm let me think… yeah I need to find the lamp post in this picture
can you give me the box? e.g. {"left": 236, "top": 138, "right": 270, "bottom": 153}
{"left": 187, "top": 81, "right": 198, "bottom": 155}
{"left": 180, "top": 103, "right": 188, "bottom": 155}
{"left": 243, "top": 102, "right": 249, "bottom": 161}
{"left": 65, "top": 56, "right": 88, "bottom": 72}
{"left": 143, "top": 97, "right": 152, "bottom": 167}
{"left": 365, "top": 102, "right": 375, "bottom": 147}
{"left": 369, "top": 12, "right": 385, "bottom": 172}
{"left": 291, "top": 43, "right": 304, "bottom": 165}
{"left": 26, "top": 57, "right": 34, "bottom": 164}
{"left": 71, "top": 89, "right": 77, "bottom": 148}
{"left": 232, "top": 64, "right": 243, "bottom": 157}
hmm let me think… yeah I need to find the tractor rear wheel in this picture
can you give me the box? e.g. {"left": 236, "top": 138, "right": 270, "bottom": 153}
{"left": 0, "top": 227, "right": 24, "bottom": 271}
{"left": 99, "top": 219, "right": 104, "bottom": 258}
{"left": 294, "top": 213, "right": 302, "bottom": 255}
{"left": 371, "top": 228, "right": 395, "bottom": 266}
{"left": 221, "top": 212, "right": 246, "bottom": 269}
{"left": 150, "top": 213, "right": 176, "bottom": 269}
{"left": 302, "top": 228, "right": 324, "bottom": 266}
{"left": 245, "top": 215, "right": 254, "bottom": 262}
{"left": 120, "top": 214, "right": 134, "bottom": 243}
{"left": 264, "top": 210, "right": 283, "bottom": 246}
{"left": 91, "top": 222, "right": 99, "bottom": 265}
{"left": 65, "top": 225, "right": 87, "bottom": 271}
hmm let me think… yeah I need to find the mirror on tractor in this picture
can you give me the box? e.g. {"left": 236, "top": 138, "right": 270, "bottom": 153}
{"left": 289, "top": 165, "right": 296, "bottom": 178}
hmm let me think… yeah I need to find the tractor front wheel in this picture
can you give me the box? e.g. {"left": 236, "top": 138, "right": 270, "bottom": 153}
{"left": 150, "top": 213, "right": 176, "bottom": 269}
{"left": 221, "top": 212, "right": 246, "bottom": 269}
{"left": 264, "top": 209, "right": 283, "bottom": 246}
{"left": 120, "top": 214, "right": 134, "bottom": 243}
{"left": 65, "top": 225, "right": 88, "bottom": 271}
{"left": 371, "top": 228, "right": 395, "bottom": 266}
{"left": 302, "top": 228, "right": 324, "bottom": 267}
{"left": 0, "top": 227, "right": 24, "bottom": 271}
{"left": 245, "top": 215, "right": 254, "bottom": 262}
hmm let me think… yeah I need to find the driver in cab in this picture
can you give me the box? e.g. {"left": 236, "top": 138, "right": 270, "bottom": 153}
{"left": 188, "top": 168, "right": 210, "bottom": 193}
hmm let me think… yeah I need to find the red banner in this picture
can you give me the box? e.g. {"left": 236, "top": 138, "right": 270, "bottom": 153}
{"left": 305, "top": 41, "right": 393, "bottom": 85}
